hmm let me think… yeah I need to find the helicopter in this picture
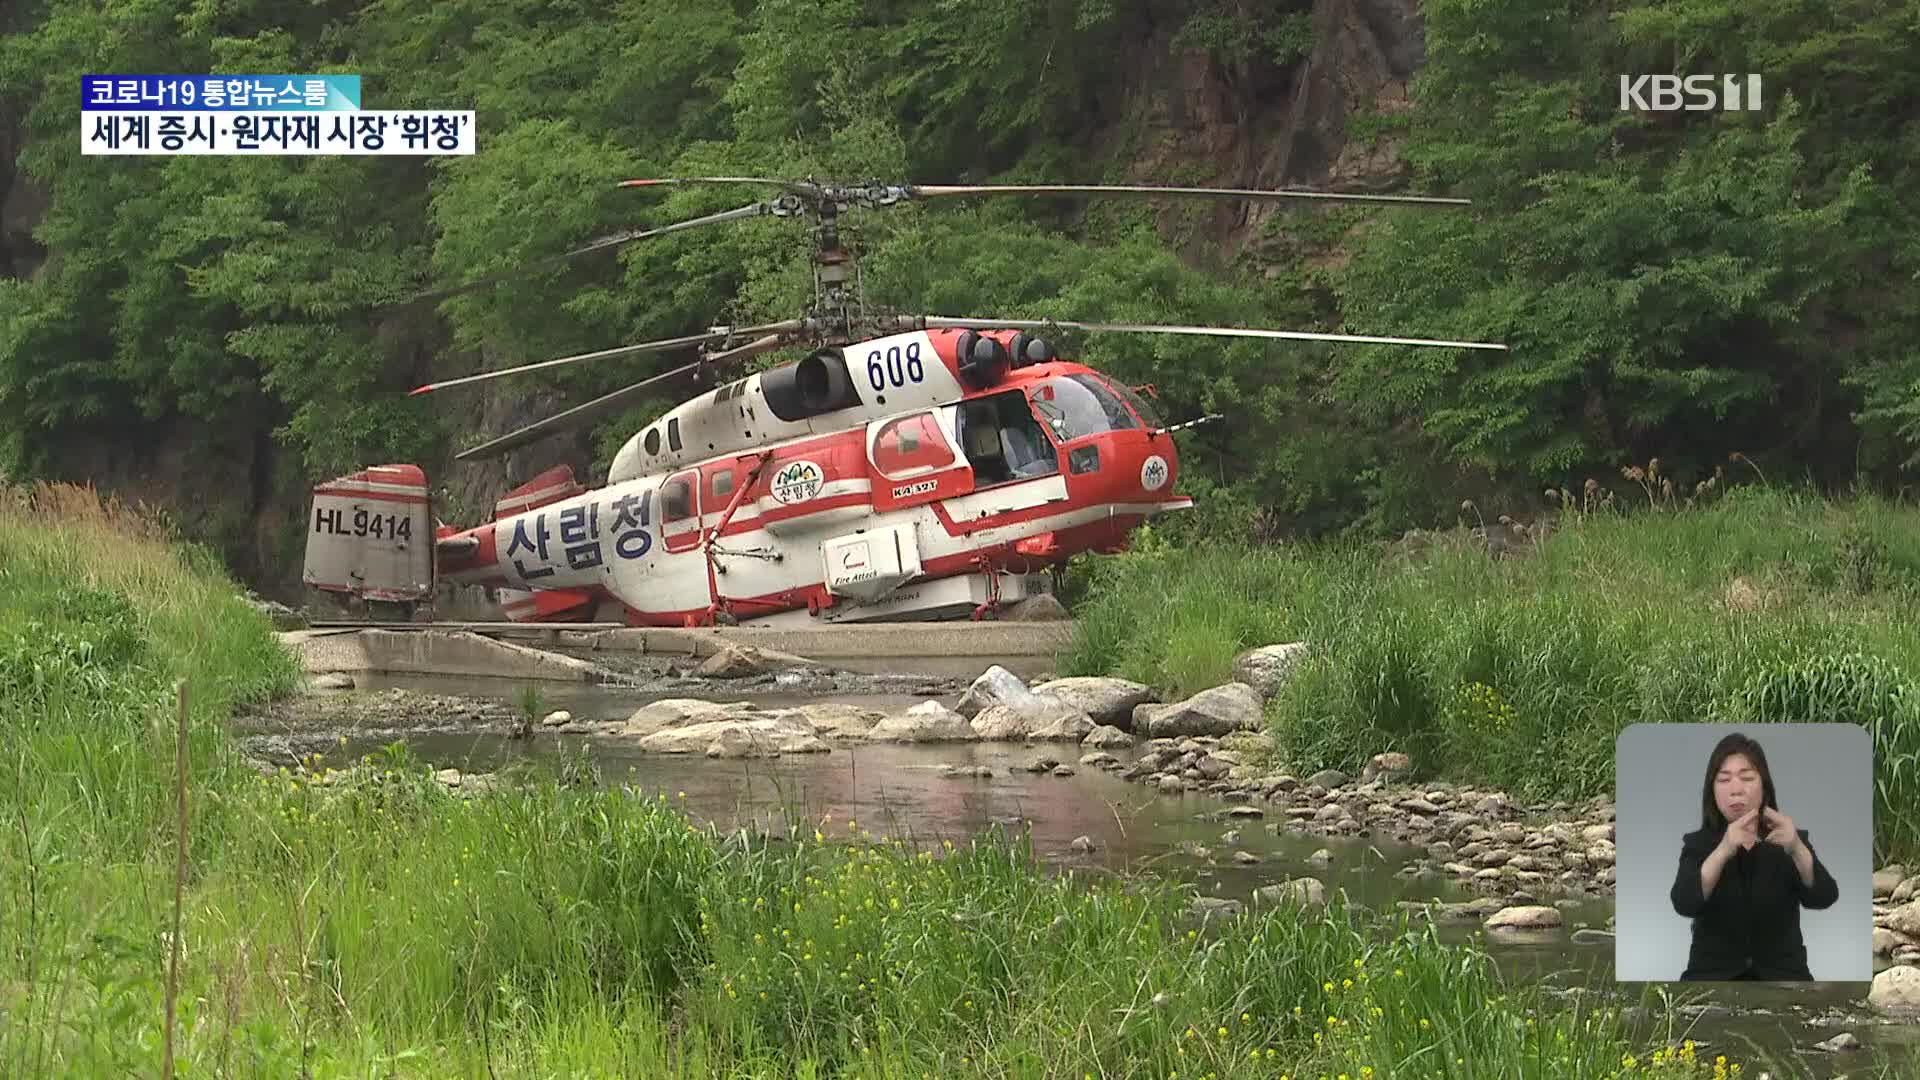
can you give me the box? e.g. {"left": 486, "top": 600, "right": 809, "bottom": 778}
{"left": 302, "top": 178, "right": 1508, "bottom": 627}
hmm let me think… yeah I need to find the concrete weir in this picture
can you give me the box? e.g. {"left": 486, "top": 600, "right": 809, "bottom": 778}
{"left": 282, "top": 628, "right": 610, "bottom": 682}
{"left": 286, "top": 620, "right": 1075, "bottom": 681}
{"left": 560, "top": 622, "right": 1073, "bottom": 679}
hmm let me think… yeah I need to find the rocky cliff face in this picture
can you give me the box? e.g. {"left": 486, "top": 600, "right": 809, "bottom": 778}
{"left": 1, "top": 0, "right": 1429, "bottom": 602}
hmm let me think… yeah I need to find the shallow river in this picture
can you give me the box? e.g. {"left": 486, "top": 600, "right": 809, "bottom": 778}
{"left": 324, "top": 673, "right": 1917, "bottom": 1076}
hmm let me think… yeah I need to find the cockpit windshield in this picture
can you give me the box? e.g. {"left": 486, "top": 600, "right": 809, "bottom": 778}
{"left": 1028, "top": 374, "right": 1142, "bottom": 441}
{"left": 1103, "top": 376, "right": 1164, "bottom": 430}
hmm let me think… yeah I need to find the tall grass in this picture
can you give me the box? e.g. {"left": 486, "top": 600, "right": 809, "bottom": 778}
{"left": 1067, "top": 486, "right": 1920, "bottom": 863}
{"left": 0, "top": 482, "right": 1905, "bottom": 1076}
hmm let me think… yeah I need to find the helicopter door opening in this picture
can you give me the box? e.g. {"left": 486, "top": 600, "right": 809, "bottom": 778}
{"left": 867, "top": 409, "right": 973, "bottom": 510}
{"left": 660, "top": 470, "right": 701, "bottom": 554}
{"left": 958, "top": 390, "right": 1060, "bottom": 489}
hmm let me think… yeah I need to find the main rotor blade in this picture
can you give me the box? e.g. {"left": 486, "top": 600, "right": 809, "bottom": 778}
{"left": 398, "top": 201, "right": 781, "bottom": 306}
{"left": 452, "top": 362, "right": 705, "bottom": 462}
{"left": 618, "top": 177, "right": 820, "bottom": 197}
{"left": 914, "top": 316, "right": 1508, "bottom": 351}
{"left": 451, "top": 331, "right": 797, "bottom": 461}
{"left": 409, "top": 320, "right": 807, "bottom": 396}
{"left": 907, "top": 183, "right": 1471, "bottom": 207}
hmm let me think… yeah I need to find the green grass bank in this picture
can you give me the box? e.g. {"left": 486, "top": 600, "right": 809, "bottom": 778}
{"left": 1065, "top": 485, "right": 1920, "bottom": 865}
{"left": 0, "top": 483, "right": 1899, "bottom": 1077}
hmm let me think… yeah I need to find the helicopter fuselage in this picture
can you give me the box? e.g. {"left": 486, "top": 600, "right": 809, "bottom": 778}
{"left": 308, "top": 328, "right": 1191, "bottom": 626}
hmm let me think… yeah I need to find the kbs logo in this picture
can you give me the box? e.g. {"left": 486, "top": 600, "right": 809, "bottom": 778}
{"left": 1619, "top": 74, "right": 1763, "bottom": 112}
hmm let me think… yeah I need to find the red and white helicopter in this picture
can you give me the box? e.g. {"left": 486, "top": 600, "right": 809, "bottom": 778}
{"left": 304, "top": 179, "right": 1506, "bottom": 627}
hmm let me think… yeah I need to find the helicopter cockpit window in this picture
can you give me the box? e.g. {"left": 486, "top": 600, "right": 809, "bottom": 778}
{"left": 872, "top": 412, "right": 956, "bottom": 480}
{"left": 1029, "top": 375, "right": 1141, "bottom": 441}
{"left": 668, "top": 418, "right": 682, "bottom": 453}
{"left": 1105, "top": 377, "right": 1164, "bottom": 429}
{"left": 662, "top": 478, "right": 693, "bottom": 522}
{"left": 959, "top": 391, "right": 1058, "bottom": 487}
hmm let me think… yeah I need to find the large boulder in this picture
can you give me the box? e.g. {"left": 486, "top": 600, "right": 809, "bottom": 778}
{"left": 1485, "top": 905, "right": 1563, "bottom": 931}
{"left": 1231, "top": 643, "right": 1309, "bottom": 700}
{"left": 1361, "top": 751, "right": 1412, "bottom": 783}
{"left": 968, "top": 694, "right": 1094, "bottom": 740}
{"left": 777, "top": 702, "right": 888, "bottom": 738}
{"left": 867, "top": 701, "right": 977, "bottom": 742}
{"left": 1133, "top": 683, "right": 1264, "bottom": 738}
{"left": 637, "top": 715, "right": 828, "bottom": 756}
{"left": 618, "top": 699, "right": 764, "bottom": 737}
{"left": 957, "top": 665, "right": 1039, "bottom": 719}
{"left": 697, "top": 643, "right": 779, "bottom": 679}
{"left": 1883, "top": 900, "right": 1920, "bottom": 939}
{"left": 1028, "top": 676, "right": 1156, "bottom": 728}
{"left": 1874, "top": 865, "right": 1909, "bottom": 899}
{"left": 1255, "top": 877, "right": 1326, "bottom": 907}
{"left": 1868, "top": 965, "right": 1920, "bottom": 1013}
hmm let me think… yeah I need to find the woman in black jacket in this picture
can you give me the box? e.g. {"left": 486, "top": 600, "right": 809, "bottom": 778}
{"left": 1669, "top": 732, "right": 1839, "bottom": 980}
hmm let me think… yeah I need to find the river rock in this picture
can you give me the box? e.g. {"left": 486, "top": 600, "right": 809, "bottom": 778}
{"left": 697, "top": 644, "right": 779, "bottom": 678}
{"left": 867, "top": 701, "right": 975, "bottom": 742}
{"left": 1231, "top": 642, "right": 1309, "bottom": 700}
{"left": 640, "top": 715, "right": 827, "bottom": 756}
{"left": 1486, "top": 905, "right": 1563, "bottom": 931}
{"left": 957, "top": 665, "right": 1037, "bottom": 718}
{"left": 1082, "top": 724, "right": 1135, "bottom": 749}
{"left": 620, "top": 698, "right": 763, "bottom": 737}
{"left": 433, "top": 767, "right": 462, "bottom": 787}
{"left": 700, "top": 725, "right": 780, "bottom": 758}
{"left": 1255, "top": 877, "right": 1326, "bottom": 907}
{"left": 1071, "top": 835, "right": 1096, "bottom": 853}
{"left": 1582, "top": 823, "right": 1615, "bottom": 844}
{"left": 969, "top": 704, "right": 1033, "bottom": 740}
{"left": 1362, "top": 752, "right": 1412, "bottom": 783}
{"left": 312, "top": 672, "right": 355, "bottom": 690}
{"left": 1874, "top": 865, "right": 1909, "bottom": 898}
{"left": 1031, "top": 706, "right": 1095, "bottom": 741}
{"left": 1030, "top": 676, "right": 1155, "bottom": 728}
{"left": 1895, "top": 875, "right": 1920, "bottom": 903}
{"left": 1133, "top": 682, "right": 1264, "bottom": 738}
{"left": 1883, "top": 900, "right": 1920, "bottom": 939}
{"left": 1186, "top": 897, "right": 1243, "bottom": 924}
{"left": 1814, "top": 1032, "right": 1862, "bottom": 1053}
{"left": 1872, "top": 928, "right": 1908, "bottom": 957}
{"left": 778, "top": 702, "right": 887, "bottom": 738}
{"left": 1868, "top": 965, "right": 1920, "bottom": 1012}
{"left": 542, "top": 709, "right": 572, "bottom": 727}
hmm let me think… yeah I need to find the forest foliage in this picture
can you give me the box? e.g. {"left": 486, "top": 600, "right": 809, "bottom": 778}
{"left": 2, "top": 0, "right": 1917, "bottom": 544}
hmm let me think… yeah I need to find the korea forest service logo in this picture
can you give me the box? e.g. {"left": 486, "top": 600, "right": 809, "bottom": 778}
{"left": 1140, "top": 455, "right": 1168, "bottom": 491}
{"left": 771, "top": 460, "right": 825, "bottom": 505}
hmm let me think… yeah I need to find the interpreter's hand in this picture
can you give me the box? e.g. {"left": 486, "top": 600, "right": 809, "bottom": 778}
{"left": 1762, "top": 807, "right": 1800, "bottom": 852}
{"left": 1719, "top": 807, "right": 1761, "bottom": 854}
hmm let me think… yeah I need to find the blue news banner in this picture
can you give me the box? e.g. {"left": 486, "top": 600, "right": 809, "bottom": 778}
{"left": 81, "top": 75, "right": 474, "bottom": 156}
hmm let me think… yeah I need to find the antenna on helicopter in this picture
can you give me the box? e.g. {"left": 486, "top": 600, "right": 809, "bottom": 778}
{"left": 399, "top": 177, "right": 1508, "bottom": 461}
